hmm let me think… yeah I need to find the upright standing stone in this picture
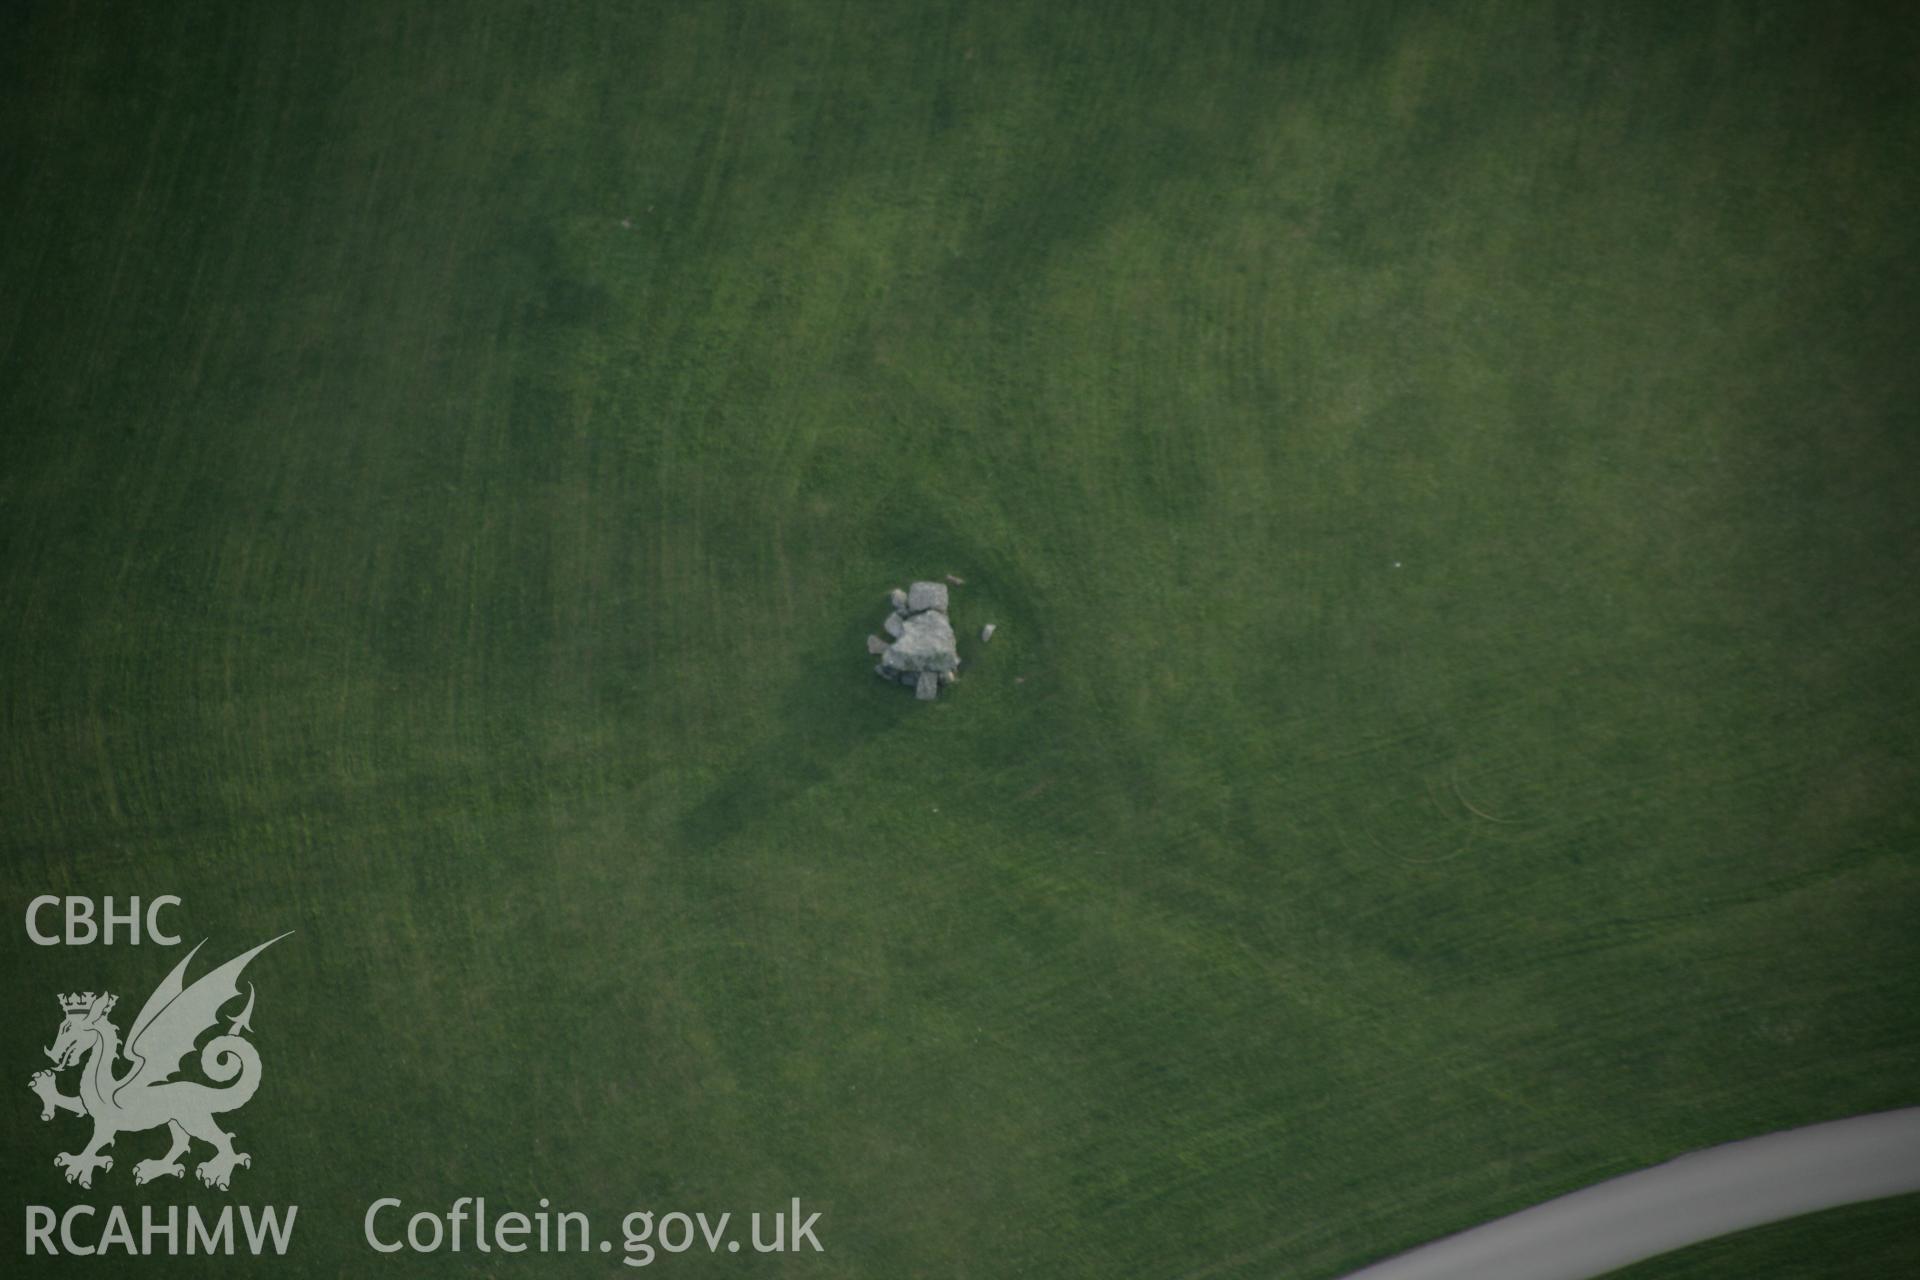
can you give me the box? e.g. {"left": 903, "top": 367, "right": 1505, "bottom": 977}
{"left": 906, "top": 581, "right": 949, "bottom": 615}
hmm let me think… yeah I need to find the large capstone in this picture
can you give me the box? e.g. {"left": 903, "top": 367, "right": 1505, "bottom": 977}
{"left": 882, "top": 608, "right": 959, "bottom": 673}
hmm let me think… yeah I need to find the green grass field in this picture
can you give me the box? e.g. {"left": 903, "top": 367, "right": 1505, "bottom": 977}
{"left": 3, "top": 2, "right": 1917, "bottom": 1275}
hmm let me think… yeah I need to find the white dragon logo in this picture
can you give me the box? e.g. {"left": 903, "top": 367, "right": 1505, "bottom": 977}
{"left": 29, "top": 934, "right": 290, "bottom": 1191}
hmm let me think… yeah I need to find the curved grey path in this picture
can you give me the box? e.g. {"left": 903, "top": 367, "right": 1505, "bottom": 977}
{"left": 1338, "top": 1107, "right": 1920, "bottom": 1280}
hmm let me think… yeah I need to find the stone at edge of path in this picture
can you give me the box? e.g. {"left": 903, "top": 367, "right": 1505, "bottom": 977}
{"left": 915, "top": 672, "right": 939, "bottom": 700}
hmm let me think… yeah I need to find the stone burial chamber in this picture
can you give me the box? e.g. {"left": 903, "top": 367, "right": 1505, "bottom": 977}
{"left": 869, "top": 581, "right": 960, "bottom": 700}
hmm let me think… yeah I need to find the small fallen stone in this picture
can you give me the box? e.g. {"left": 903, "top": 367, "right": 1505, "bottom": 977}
{"left": 889, "top": 588, "right": 908, "bottom": 612}
{"left": 945, "top": 573, "right": 966, "bottom": 586}
{"left": 915, "top": 672, "right": 939, "bottom": 700}
{"left": 883, "top": 612, "right": 905, "bottom": 639}
{"left": 980, "top": 623, "right": 996, "bottom": 642}
{"left": 866, "top": 635, "right": 888, "bottom": 655}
